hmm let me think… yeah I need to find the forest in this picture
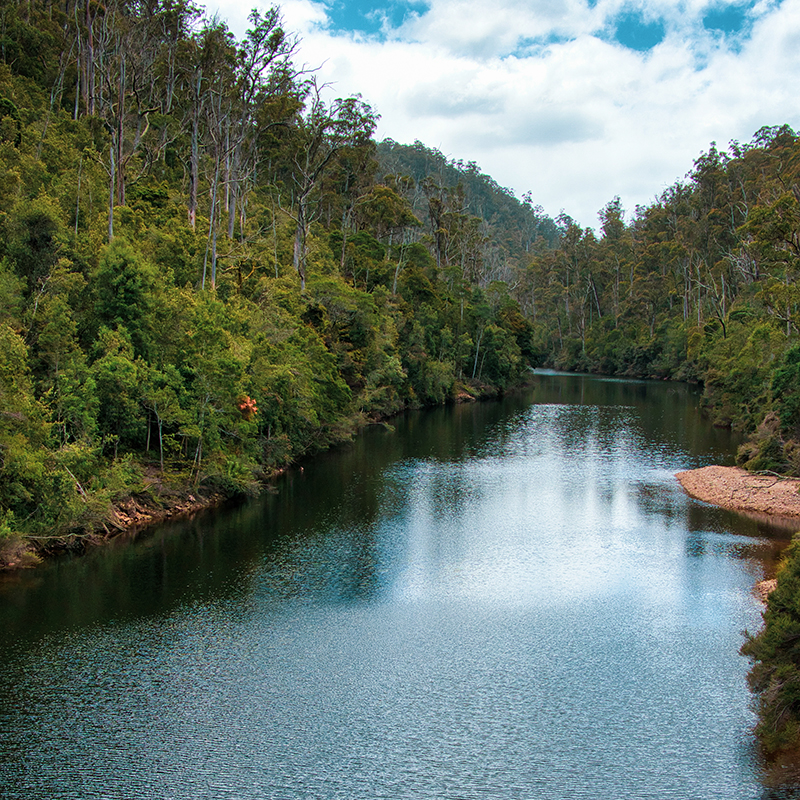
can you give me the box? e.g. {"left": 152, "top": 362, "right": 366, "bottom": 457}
{"left": 0, "top": 0, "right": 556, "bottom": 557}
{"left": 4, "top": 0, "right": 800, "bottom": 754}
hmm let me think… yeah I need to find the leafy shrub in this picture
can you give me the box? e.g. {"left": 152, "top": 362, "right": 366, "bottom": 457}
{"left": 743, "top": 536, "right": 800, "bottom": 755}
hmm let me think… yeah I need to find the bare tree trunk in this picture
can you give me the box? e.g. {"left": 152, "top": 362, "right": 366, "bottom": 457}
{"left": 116, "top": 53, "right": 126, "bottom": 207}
{"left": 226, "top": 135, "right": 237, "bottom": 239}
{"left": 293, "top": 190, "right": 308, "bottom": 290}
{"left": 74, "top": 154, "right": 82, "bottom": 237}
{"left": 157, "top": 414, "right": 164, "bottom": 473}
{"left": 84, "top": 0, "right": 95, "bottom": 116}
{"left": 188, "top": 74, "right": 201, "bottom": 229}
{"left": 108, "top": 141, "right": 115, "bottom": 241}
{"left": 293, "top": 222, "right": 305, "bottom": 290}
{"left": 203, "top": 154, "right": 220, "bottom": 289}
{"left": 73, "top": 47, "right": 81, "bottom": 120}
{"left": 272, "top": 194, "right": 279, "bottom": 278}
{"left": 189, "top": 115, "right": 199, "bottom": 229}
{"left": 472, "top": 327, "right": 484, "bottom": 379}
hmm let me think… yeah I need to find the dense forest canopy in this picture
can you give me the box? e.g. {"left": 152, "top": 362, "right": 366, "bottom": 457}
{"left": 0, "top": 0, "right": 548, "bottom": 550}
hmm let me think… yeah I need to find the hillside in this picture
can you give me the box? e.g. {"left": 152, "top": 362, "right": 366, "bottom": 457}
{"left": 376, "top": 139, "right": 561, "bottom": 255}
{"left": 0, "top": 1, "right": 540, "bottom": 560}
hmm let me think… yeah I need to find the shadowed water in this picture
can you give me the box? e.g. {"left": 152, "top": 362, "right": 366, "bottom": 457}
{"left": 1, "top": 373, "right": 798, "bottom": 799}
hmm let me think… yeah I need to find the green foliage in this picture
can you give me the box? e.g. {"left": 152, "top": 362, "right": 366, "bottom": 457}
{"left": 92, "top": 327, "right": 145, "bottom": 454}
{"left": 701, "top": 322, "right": 784, "bottom": 430}
{"left": 201, "top": 454, "right": 261, "bottom": 497}
{"left": 0, "top": 509, "right": 15, "bottom": 540}
{"left": 5, "top": 193, "right": 66, "bottom": 293}
{"left": 736, "top": 413, "right": 790, "bottom": 473}
{"left": 0, "top": 323, "right": 50, "bottom": 526}
{"left": 6, "top": 3, "right": 800, "bottom": 769}
{"left": 743, "top": 536, "right": 800, "bottom": 755}
{"left": 4, "top": 3, "right": 798, "bottom": 575}
{"left": 0, "top": 258, "right": 23, "bottom": 325}
{"left": 94, "top": 241, "right": 158, "bottom": 359}
{"left": 0, "top": 5, "right": 560, "bottom": 548}
{"left": 479, "top": 324, "right": 523, "bottom": 388}
{"left": 773, "top": 345, "right": 800, "bottom": 437}
{"left": 376, "top": 139, "right": 560, "bottom": 254}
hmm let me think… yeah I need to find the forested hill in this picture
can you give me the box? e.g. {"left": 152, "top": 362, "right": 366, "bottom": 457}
{"left": 0, "top": 0, "right": 543, "bottom": 556}
{"left": 5, "top": 0, "right": 800, "bottom": 760}
{"left": 525, "top": 125, "right": 800, "bottom": 477}
{"left": 379, "top": 127, "right": 800, "bottom": 481}
{"left": 376, "top": 139, "right": 561, "bottom": 257}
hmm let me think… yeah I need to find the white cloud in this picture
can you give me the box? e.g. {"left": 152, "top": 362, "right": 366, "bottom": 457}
{"left": 202, "top": 0, "right": 800, "bottom": 229}
{"left": 396, "top": 0, "right": 595, "bottom": 57}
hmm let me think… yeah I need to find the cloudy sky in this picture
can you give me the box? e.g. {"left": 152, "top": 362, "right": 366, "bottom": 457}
{"left": 202, "top": 0, "right": 800, "bottom": 229}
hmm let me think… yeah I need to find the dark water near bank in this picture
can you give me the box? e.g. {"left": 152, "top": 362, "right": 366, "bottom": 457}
{"left": 1, "top": 373, "right": 798, "bottom": 799}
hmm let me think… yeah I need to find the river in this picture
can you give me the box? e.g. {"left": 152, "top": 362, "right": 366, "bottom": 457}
{"left": 1, "top": 372, "right": 798, "bottom": 799}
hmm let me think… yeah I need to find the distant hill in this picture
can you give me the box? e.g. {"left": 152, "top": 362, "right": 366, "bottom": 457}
{"left": 375, "top": 139, "right": 561, "bottom": 261}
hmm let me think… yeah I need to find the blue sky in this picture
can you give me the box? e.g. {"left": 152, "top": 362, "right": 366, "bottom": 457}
{"left": 203, "top": 0, "right": 800, "bottom": 229}
{"left": 324, "top": 0, "right": 431, "bottom": 35}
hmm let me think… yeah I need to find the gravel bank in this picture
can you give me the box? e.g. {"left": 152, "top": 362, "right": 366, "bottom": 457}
{"left": 676, "top": 465, "right": 800, "bottom": 519}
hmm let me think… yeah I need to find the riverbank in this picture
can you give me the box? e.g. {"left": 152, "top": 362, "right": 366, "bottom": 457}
{"left": 676, "top": 465, "right": 800, "bottom": 520}
{"left": 0, "top": 481, "right": 229, "bottom": 572}
{"left": 0, "top": 381, "right": 512, "bottom": 574}
{"left": 676, "top": 465, "right": 800, "bottom": 600}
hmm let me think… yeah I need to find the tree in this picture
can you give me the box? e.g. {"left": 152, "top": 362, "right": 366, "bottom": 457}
{"left": 6, "top": 194, "right": 66, "bottom": 295}
{"left": 94, "top": 239, "right": 157, "bottom": 359}
{"left": 92, "top": 326, "right": 144, "bottom": 458}
{"left": 742, "top": 535, "right": 800, "bottom": 755}
{"left": 224, "top": 7, "right": 298, "bottom": 240}
{"left": 357, "top": 182, "right": 421, "bottom": 292}
{"left": 288, "top": 81, "right": 377, "bottom": 289}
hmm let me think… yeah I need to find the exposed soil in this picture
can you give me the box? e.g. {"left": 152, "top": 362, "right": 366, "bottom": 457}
{"left": 0, "top": 481, "right": 228, "bottom": 572}
{"left": 676, "top": 465, "right": 800, "bottom": 520}
{"left": 109, "top": 489, "right": 225, "bottom": 533}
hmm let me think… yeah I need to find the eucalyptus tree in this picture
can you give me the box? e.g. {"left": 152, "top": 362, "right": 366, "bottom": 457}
{"left": 288, "top": 80, "right": 377, "bottom": 290}
{"left": 177, "top": 17, "right": 235, "bottom": 232}
{"left": 320, "top": 134, "right": 379, "bottom": 280}
{"left": 88, "top": 0, "right": 170, "bottom": 239}
{"left": 224, "top": 7, "right": 298, "bottom": 241}
{"left": 357, "top": 181, "right": 421, "bottom": 293}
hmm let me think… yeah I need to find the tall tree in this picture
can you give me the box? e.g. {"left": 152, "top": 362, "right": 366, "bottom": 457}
{"left": 288, "top": 81, "right": 377, "bottom": 289}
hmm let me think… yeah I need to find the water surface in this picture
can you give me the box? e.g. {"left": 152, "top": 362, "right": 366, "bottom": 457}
{"left": 1, "top": 373, "right": 796, "bottom": 799}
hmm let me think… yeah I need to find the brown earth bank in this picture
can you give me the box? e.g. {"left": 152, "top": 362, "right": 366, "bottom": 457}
{"left": 0, "top": 379, "right": 521, "bottom": 574}
{"left": 0, "top": 480, "right": 230, "bottom": 573}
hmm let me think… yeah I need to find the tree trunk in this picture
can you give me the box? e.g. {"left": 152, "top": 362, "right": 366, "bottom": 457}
{"left": 108, "top": 141, "right": 115, "bottom": 241}
{"left": 293, "top": 194, "right": 308, "bottom": 290}
{"left": 293, "top": 222, "right": 305, "bottom": 290}
{"left": 116, "top": 53, "right": 126, "bottom": 207}
{"left": 188, "top": 74, "right": 201, "bottom": 229}
{"left": 203, "top": 154, "right": 220, "bottom": 289}
{"left": 157, "top": 414, "right": 164, "bottom": 474}
{"left": 84, "top": 0, "right": 95, "bottom": 116}
{"left": 472, "top": 327, "right": 484, "bottom": 379}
